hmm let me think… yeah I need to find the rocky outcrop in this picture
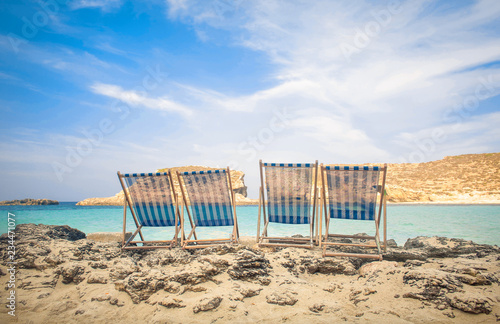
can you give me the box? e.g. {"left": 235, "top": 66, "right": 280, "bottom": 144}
{"left": 309, "top": 258, "right": 357, "bottom": 275}
{"left": 193, "top": 297, "right": 222, "bottom": 313}
{"left": 402, "top": 269, "right": 494, "bottom": 314}
{"left": 227, "top": 250, "right": 270, "bottom": 282}
{"left": 384, "top": 153, "right": 500, "bottom": 203}
{"left": 0, "top": 198, "right": 59, "bottom": 205}
{"left": 402, "top": 236, "right": 500, "bottom": 258}
{"left": 266, "top": 289, "right": 298, "bottom": 306}
{"left": 320, "top": 153, "right": 500, "bottom": 203}
{"left": 76, "top": 191, "right": 125, "bottom": 206}
{"left": 0, "top": 223, "right": 85, "bottom": 242}
{"left": 447, "top": 295, "right": 493, "bottom": 314}
{"left": 1, "top": 224, "right": 499, "bottom": 323}
{"left": 77, "top": 166, "right": 257, "bottom": 206}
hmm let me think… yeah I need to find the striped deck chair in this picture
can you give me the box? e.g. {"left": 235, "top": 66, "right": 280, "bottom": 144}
{"left": 257, "top": 160, "right": 319, "bottom": 248}
{"left": 117, "top": 171, "right": 186, "bottom": 250}
{"left": 320, "top": 164, "right": 388, "bottom": 260}
{"left": 176, "top": 167, "right": 239, "bottom": 249}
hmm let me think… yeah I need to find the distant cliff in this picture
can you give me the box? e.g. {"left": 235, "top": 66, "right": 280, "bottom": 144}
{"left": 77, "top": 166, "right": 257, "bottom": 206}
{"left": 0, "top": 198, "right": 59, "bottom": 206}
{"left": 320, "top": 153, "right": 500, "bottom": 204}
{"left": 384, "top": 153, "right": 500, "bottom": 203}
{"left": 76, "top": 192, "right": 126, "bottom": 206}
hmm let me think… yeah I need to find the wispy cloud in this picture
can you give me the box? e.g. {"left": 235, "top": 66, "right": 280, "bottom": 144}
{"left": 94, "top": 42, "right": 129, "bottom": 56}
{"left": 70, "top": 0, "right": 123, "bottom": 11}
{"left": 0, "top": 71, "right": 20, "bottom": 81}
{"left": 90, "top": 83, "right": 194, "bottom": 117}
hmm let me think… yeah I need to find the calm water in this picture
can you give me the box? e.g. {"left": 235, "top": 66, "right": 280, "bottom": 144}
{"left": 1, "top": 203, "right": 499, "bottom": 246}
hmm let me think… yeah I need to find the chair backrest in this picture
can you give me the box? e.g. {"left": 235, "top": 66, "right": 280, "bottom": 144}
{"left": 179, "top": 169, "right": 234, "bottom": 227}
{"left": 121, "top": 172, "right": 177, "bottom": 227}
{"left": 262, "top": 162, "right": 318, "bottom": 224}
{"left": 323, "top": 166, "right": 384, "bottom": 221}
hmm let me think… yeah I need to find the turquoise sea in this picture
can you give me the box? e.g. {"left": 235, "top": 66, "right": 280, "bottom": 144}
{"left": 1, "top": 203, "right": 499, "bottom": 246}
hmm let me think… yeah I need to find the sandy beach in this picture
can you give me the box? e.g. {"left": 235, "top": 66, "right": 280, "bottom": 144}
{"left": 1, "top": 224, "right": 499, "bottom": 323}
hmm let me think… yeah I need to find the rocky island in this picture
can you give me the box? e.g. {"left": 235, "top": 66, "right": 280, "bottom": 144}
{"left": 0, "top": 198, "right": 59, "bottom": 206}
{"left": 0, "top": 224, "right": 499, "bottom": 323}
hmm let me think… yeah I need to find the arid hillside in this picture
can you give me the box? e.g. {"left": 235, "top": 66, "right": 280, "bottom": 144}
{"left": 385, "top": 153, "right": 500, "bottom": 203}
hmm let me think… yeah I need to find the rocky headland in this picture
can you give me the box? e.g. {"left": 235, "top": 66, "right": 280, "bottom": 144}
{"left": 0, "top": 198, "right": 59, "bottom": 206}
{"left": 1, "top": 224, "right": 499, "bottom": 323}
{"left": 77, "top": 166, "right": 257, "bottom": 206}
{"left": 384, "top": 153, "right": 500, "bottom": 203}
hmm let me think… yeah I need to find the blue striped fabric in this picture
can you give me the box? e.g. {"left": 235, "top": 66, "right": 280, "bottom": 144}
{"left": 123, "top": 173, "right": 177, "bottom": 227}
{"left": 182, "top": 169, "right": 226, "bottom": 175}
{"left": 325, "top": 166, "right": 380, "bottom": 171}
{"left": 123, "top": 172, "right": 169, "bottom": 177}
{"left": 264, "top": 163, "right": 313, "bottom": 168}
{"left": 264, "top": 163, "right": 315, "bottom": 224}
{"left": 324, "top": 166, "right": 381, "bottom": 221}
{"left": 180, "top": 171, "right": 234, "bottom": 227}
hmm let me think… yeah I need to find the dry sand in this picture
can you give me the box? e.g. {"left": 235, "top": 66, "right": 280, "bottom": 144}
{"left": 1, "top": 226, "right": 499, "bottom": 323}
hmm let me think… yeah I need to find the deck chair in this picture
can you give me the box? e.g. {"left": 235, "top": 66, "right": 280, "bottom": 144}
{"left": 117, "top": 171, "right": 186, "bottom": 250}
{"left": 320, "top": 164, "right": 388, "bottom": 260}
{"left": 257, "top": 160, "right": 319, "bottom": 248}
{"left": 176, "top": 168, "right": 239, "bottom": 249}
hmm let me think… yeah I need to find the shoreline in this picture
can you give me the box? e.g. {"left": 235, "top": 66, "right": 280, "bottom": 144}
{"left": 1, "top": 205, "right": 499, "bottom": 247}
{"left": 49, "top": 200, "right": 500, "bottom": 206}
{"left": 237, "top": 201, "right": 500, "bottom": 206}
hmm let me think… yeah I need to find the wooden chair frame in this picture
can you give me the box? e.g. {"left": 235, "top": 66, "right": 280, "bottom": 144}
{"left": 176, "top": 167, "right": 239, "bottom": 249}
{"left": 257, "top": 160, "right": 319, "bottom": 249}
{"left": 319, "top": 164, "right": 388, "bottom": 260}
{"left": 117, "top": 171, "right": 187, "bottom": 250}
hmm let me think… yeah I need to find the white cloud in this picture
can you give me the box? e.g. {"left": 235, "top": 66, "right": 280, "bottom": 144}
{"left": 90, "top": 83, "right": 194, "bottom": 117}
{"left": 0, "top": 71, "right": 20, "bottom": 81}
{"left": 0, "top": 34, "right": 131, "bottom": 85}
{"left": 166, "top": 0, "right": 189, "bottom": 17}
{"left": 70, "top": 0, "right": 123, "bottom": 11}
{"left": 94, "top": 42, "right": 128, "bottom": 55}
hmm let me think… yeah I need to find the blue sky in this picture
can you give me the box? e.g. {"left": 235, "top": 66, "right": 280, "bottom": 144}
{"left": 0, "top": 0, "right": 499, "bottom": 201}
